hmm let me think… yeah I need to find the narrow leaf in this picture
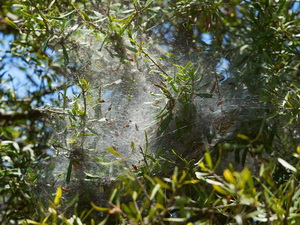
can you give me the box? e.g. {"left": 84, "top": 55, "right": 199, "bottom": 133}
{"left": 278, "top": 158, "right": 297, "bottom": 172}
{"left": 62, "top": 45, "right": 69, "bottom": 66}
{"left": 157, "top": 114, "right": 172, "bottom": 136}
{"left": 106, "top": 146, "right": 121, "bottom": 156}
{"left": 5, "top": 17, "right": 18, "bottom": 29}
{"left": 237, "top": 134, "right": 249, "bottom": 140}
{"left": 91, "top": 202, "right": 110, "bottom": 211}
{"left": 204, "top": 152, "right": 213, "bottom": 170}
{"left": 212, "top": 184, "right": 228, "bottom": 195}
{"left": 54, "top": 187, "right": 62, "bottom": 205}
{"left": 223, "top": 169, "right": 236, "bottom": 184}
{"left": 163, "top": 218, "right": 186, "bottom": 222}
{"left": 66, "top": 160, "right": 72, "bottom": 184}
{"left": 150, "top": 184, "right": 160, "bottom": 200}
{"left": 154, "top": 177, "right": 171, "bottom": 189}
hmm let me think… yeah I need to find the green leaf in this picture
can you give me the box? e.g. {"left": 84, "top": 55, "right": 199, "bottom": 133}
{"left": 5, "top": 17, "right": 18, "bottom": 29}
{"left": 91, "top": 202, "right": 109, "bottom": 211}
{"left": 154, "top": 177, "right": 171, "bottom": 189}
{"left": 80, "top": 11, "right": 90, "bottom": 20}
{"left": 195, "top": 171, "right": 209, "bottom": 180}
{"left": 84, "top": 172, "right": 101, "bottom": 179}
{"left": 106, "top": 146, "right": 121, "bottom": 157}
{"left": 42, "top": 36, "right": 51, "bottom": 52}
{"left": 87, "top": 127, "right": 99, "bottom": 135}
{"left": 204, "top": 152, "right": 213, "bottom": 170}
{"left": 66, "top": 160, "right": 72, "bottom": 184}
{"left": 98, "top": 215, "right": 109, "bottom": 225}
{"left": 237, "top": 134, "right": 250, "bottom": 140}
{"left": 157, "top": 114, "right": 172, "bottom": 136}
{"left": 46, "top": 10, "right": 75, "bottom": 20}
{"left": 150, "top": 184, "right": 160, "bottom": 200}
{"left": 62, "top": 45, "right": 69, "bottom": 66}
{"left": 196, "top": 93, "right": 213, "bottom": 98}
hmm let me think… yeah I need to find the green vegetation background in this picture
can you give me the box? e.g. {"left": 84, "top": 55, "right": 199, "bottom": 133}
{"left": 0, "top": 0, "right": 300, "bottom": 224}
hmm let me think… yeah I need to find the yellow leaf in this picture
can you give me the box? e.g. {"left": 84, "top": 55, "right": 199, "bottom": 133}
{"left": 106, "top": 146, "right": 121, "bottom": 156}
{"left": 154, "top": 177, "right": 171, "bottom": 189}
{"left": 237, "top": 134, "right": 249, "bottom": 140}
{"left": 42, "top": 215, "right": 50, "bottom": 224}
{"left": 91, "top": 202, "right": 110, "bottom": 211}
{"left": 297, "top": 145, "right": 300, "bottom": 154}
{"left": 54, "top": 187, "right": 62, "bottom": 205}
{"left": 204, "top": 152, "right": 213, "bottom": 169}
{"left": 212, "top": 184, "right": 228, "bottom": 195}
{"left": 183, "top": 180, "right": 200, "bottom": 185}
{"left": 198, "top": 162, "right": 207, "bottom": 171}
{"left": 156, "top": 203, "right": 165, "bottom": 210}
{"left": 23, "top": 220, "right": 43, "bottom": 225}
{"left": 223, "top": 169, "right": 236, "bottom": 184}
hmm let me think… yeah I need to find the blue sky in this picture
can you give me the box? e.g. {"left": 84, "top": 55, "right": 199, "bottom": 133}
{"left": 0, "top": 32, "right": 79, "bottom": 103}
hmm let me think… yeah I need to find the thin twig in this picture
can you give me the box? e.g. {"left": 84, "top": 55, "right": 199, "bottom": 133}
{"left": 141, "top": 48, "right": 171, "bottom": 77}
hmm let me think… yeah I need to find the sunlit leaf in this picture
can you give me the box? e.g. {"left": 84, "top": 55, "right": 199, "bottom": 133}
{"left": 84, "top": 172, "right": 101, "bottom": 179}
{"left": 195, "top": 171, "right": 209, "bottom": 180}
{"left": 5, "top": 17, "right": 18, "bottom": 29}
{"left": 183, "top": 179, "right": 200, "bottom": 184}
{"left": 132, "top": 191, "right": 138, "bottom": 201}
{"left": 154, "top": 177, "right": 171, "bottom": 189}
{"left": 91, "top": 202, "right": 110, "bottom": 211}
{"left": 23, "top": 219, "right": 43, "bottom": 225}
{"left": 223, "top": 169, "right": 236, "bottom": 184}
{"left": 163, "top": 218, "right": 186, "bottom": 222}
{"left": 212, "top": 184, "right": 229, "bottom": 195}
{"left": 278, "top": 158, "right": 297, "bottom": 172}
{"left": 54, "top": 187, "right": 62, "bottom": 205}
{"left": 204, "top": 152, "right": 213, "bottom": 170}
{"left": 156, "top": 203, "right": 165, "bottom": 210}
{"left": 150, "top": 184, "right": 161, "bottom": 200}
{"left": 297, "top": 145, "right": 300, "bottom": 154}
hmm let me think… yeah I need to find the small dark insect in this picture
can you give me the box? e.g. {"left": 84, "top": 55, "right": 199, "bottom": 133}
{"left": 123, "top": 124, "right": 129, "bottom": 128}
{"left": 210, "top": 81, "right": 218, "bottom": 93}
{"left": 226, "top": 195, "right": 232, "bottom": 202}
{"left": 62, "top": 187, "right": 72, "bottom": 193}
{"left": 131, "top": 164, "right": 138, "bottom": 170}
{"left": 217, "top": 98, "right": 223, "bottom": 106}
{"left": 108, "top": 104, "right": 112, "bottom": 111}
{"left": 130, "top": 54, "right": 136, "bottom": 62}
{"left": 100, "top": 99, "right": 105, "bottom": 103}
{"left": 135, "top": 124, "right": 139, "bottom": 131}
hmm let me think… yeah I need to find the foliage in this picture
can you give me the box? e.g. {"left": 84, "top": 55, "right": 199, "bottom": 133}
{"left": 1, "top": 0, "right": 300, "bottom": 224}
{"left": 23, "top": 145, "right": 300, "bottom": 225}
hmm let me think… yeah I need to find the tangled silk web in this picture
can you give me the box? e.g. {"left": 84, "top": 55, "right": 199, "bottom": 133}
{"left": 44, "top": 28, "right": 265, "bottom": 191}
